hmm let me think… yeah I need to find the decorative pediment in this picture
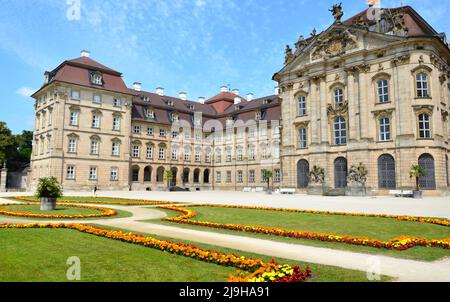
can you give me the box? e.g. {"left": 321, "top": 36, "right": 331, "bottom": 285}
{"left": 327, "top": 100, "right": 348, "bottom": 117}
{"left": 311, "top": 29, "right": 358, "bottom": 61}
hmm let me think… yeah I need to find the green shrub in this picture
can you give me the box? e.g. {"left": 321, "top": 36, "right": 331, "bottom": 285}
{"left": 35, "top": 177, "right": 63, "bottom": 199}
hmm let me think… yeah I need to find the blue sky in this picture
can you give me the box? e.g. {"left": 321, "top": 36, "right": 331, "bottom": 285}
{"left": 0, "top": 0, "right": 448, "bottom": 134}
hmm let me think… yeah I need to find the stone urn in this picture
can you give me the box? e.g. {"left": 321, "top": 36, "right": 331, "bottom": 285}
{"left": 40, "top": 197, "right": 57, "bottom": 211}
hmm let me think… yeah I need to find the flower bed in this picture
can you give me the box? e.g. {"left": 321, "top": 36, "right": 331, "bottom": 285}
{"left": 10, "top": 196, "right": 175, "bottom": 206}
{"left": 158, "top": 205, "right": 450, "bottom": 251}
{"left": 0, "top": 223, "right": 311, "bottom": 283}
{"left": 0, "top": 203, "right": 117, "bottom": 219}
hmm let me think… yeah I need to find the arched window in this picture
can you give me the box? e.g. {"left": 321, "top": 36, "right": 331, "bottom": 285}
{"left": 379, "top": 117, "right": 391, "bottom": 141}
{"left": 203, "top": 169, "right": 210, "bottom": 184}
{"left": 298, "top": 128, "right": 307, "bottom": 148}
{"left": 334, "top": 157, "right": 348, "bottom": 188}
{"left": 418, "top": 113, "right": 431, "bottom": 138}
{"left": 416, "top": 73, "right": 429, "bottom": 98}
{"left": 297, "top": 160, "right": 310, "bottom": 188}
{"left": 182, "top": 168, "right": 190, "bottom": 184}
{"left": 377, "top": 79, "right": 389, "bottom": 103}
{"left": 194, "top": 169, "right": 200, "bottom": 183}
{"left": 144, "top": 166, "right": 152, "bottom": 182}
{"left": 131, "top": 166, "right": 140, "bottom": 182}
{"left": 418, "top": 154, "right": 436, "bottom": 190}
{"left": 298, "top": 95, "right": 307, "bottom": 116}
{"left": 334, "top": 88, "right": 344, "bottom": 106}
{"left": 378, "top": 154, "right": 396, "bottom": 189}
{"left": 334, "top": 117, "right": 347, "bottom": 145}
{"left": 156, "top": 167, "right": 165, "bottom": 183}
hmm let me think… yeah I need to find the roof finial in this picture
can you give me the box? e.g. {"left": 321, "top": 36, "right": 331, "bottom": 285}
{"left": 329, "top": 3, "right": 344, "bottom": 24}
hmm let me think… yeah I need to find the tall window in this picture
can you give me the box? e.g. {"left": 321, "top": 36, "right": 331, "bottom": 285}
{"left": 70, "top": 111, "right": 78, "bottom": 126}
{"left": 89, "top": 167, "right": 97, "bottom": 180}
{"left": 226, "top": 149, "right": 232, "bottom": 162}
{"left": 195, "top": 150, "right": 201, "bottom": 162}
{"left": 298, "top": 95, "right": 307, "bottom": 116}
{"left": 66, "top": 166, "right": 75, "bottom": 179}
{"left": 132, "top": 145, "right": 140, "bottom": 158}
{"left": 68, "top": 138, "right": 77, "bottom": 153}
{"left": 184, "top": 149, "right": 190, "bottom": 161}
{"left": 146, "top": 145, "right": 153, "bottom": 159}
{"left": 416, "top": 73, "right": 429, "bottom": 98}
{"left": 205, "top": 152, "right": 211, "bottom": 163}
{"left": 216, "top": 171, "right": 221, "bottom": 183}
{"left": 90, "top": 139, "right": 99, "bottom": 155}
{"left": 112, "top": 142, "right": 120, "bottom": 156}
{"left": 249, "top": 148, "right": 255, "bottom": 160}
{"left": 379, "top": 117, "right": 391, "bottom": 141}
{"left": 298, "top": 128, "right": 307, "bottom": 148}
{"left": 144, "top": 108, "right": 154, "bottom": 119}
{"left": 237, "top": 148, "right": 243, "bottom": 161}
{"left": 237, "top": 171, "right": 243, "bottom": 183}
{"left": 226, "top": 171, "right": 232, "bottom": 183}
{"left": 171, "top": 148, "right": 178, "bottom": 160}
{"left": 113, "top": 116, "right": 120, "bottom": 131}
{"left": 92, "top": 114, "right": 100, "bottom": 128}
{"left": 377, "top": 79, "right": 389, "bottom": 103}
{"left": 334, "top": 88, "right": 344, "bottom": 106}
{"left": 249, "top": 170, "right": 255, "bottom": 183}
{"left": 334, "top": 117, "right": 347, "bottom": 145}
{"left": 110, "top": 167, "right": 118, "bottom": 181}
{"left": 159, "top": 147, "right": 165, "bottom": 160}
{"left": 418, "top": 113, "right": 431, "bottom": 138}
{"left": 274, "top": 169, "right": 281, "bottom": 182}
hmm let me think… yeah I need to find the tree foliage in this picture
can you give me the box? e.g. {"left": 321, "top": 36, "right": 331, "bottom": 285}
{"left": 35, "top": 177, "right": 63, "bottom": 199}
{"left": 309, "top": 166, "right": 325, "bottom": 184}
{"left": 347, "top": 163, "right": 368, "bottom": 186}
{"left": 0, "top": 121, "right": 32, "bottom": 171}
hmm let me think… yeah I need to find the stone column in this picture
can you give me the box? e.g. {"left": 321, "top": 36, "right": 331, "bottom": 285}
{"left": 0, "top": 165, "right": 7, "bottom": 192}
{"left": 358, "top": 67, "right": 369, "bottom": 140}
{"left": 309, "top": 77, "right": 319, "bottom": 144}
{"left": 346, "top": 69, "right": 358, "bottom": 142}
{"left": 319, "top": 75, "right": 329, "bottom": 144}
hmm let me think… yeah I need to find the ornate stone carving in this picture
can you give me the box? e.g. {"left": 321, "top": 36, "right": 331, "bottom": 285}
{"left": 358, "top": 63, "right": 371, "bottom": 73}
{"left": 392, "top": 11, "right": 408, "bottom": 36}
{"left": 391, "top": 54, "right": 410, "bottom": 67}
{"left": 295, "top": 35, "right": 308, "bottom": 53}
{"left": 311, "top": 29, "right": 358, "bottom": 60}
{"left": 439, "top": 73, "right": 448, "bottom": 84}
{"left": 285, "top": 45, "right": 294, "bottom": 65}
{"left": 354, "top": 15, "right": 368, "bottom": 30}
{"left": 310, "top": 28, "right": 317, "bottom": 37}
{"left": 372, "top": 108, "right": 394, "bottom": 118}
{"left": 329, "top": 3, "right": 344, "bottom": 24}
{"left": 327, "top": 100, "right": 348, "bottom": 117}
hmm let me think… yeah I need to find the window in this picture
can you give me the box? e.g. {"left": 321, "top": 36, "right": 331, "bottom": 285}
{"left": 256, "top": 111, "right": 262, "bottom": 121}
{"left": 159, "top": 128, "right": 166, "bottom": 137}
{"left": 418, "top": 113, "right": 431, "bottom": 138}
{"left": 334, "top": 88, "right": 344, "bottom": 106}
{"left": 144, "top": 108, "right": 154, "bottom": 119}
{"left": 93, "top": 94, "right": 102, "bottom": 104}
{"left": 274, "top": 169, "right": 281, "bottom": 182}
{"left": 260, "top": 127, "right": 267, "bottom": 137}
{"left": 111, "top": 167, "right": 118, "bottom": 181}
{"left": 47, "top": 109, "right": 52, "bottom": 126}
{"left": 69, "top": 111, "right": 78, "bottom": 126}
{"left": 112, "top": 142, "right": 120, "bottom": 156}
{"left": 113, "top": 116, "right": 121, "bottom": 131}
{"left": 205, "top": 152, "right": 211, "bottom": 163}
{"left": 237, "top": 148, "right": 243, "bottom": 161}
{"left": 195, "top": 151, "right": 201, "bottom": 162}
{"left": 379, "top": 117, "right": 391, "bottom": 141}
{"left": 216, "top": 171, "right": 222, "bottom": 183}
{"left": 159, "top": 147, "right": 165, "bottom": 160}
{"left": 170, "top": 112, "right": 178, "bottom": 122}
{"left": 132, "top": 145, "right": 140, "bottom": 158}
{"left": 71, "top": 90, "right": 80, "bottom": 100}
{"left": 172, "top": 131, "right": 178, "bottom": 139}
{"left": 113, "top": 98, "right": 121, "bottom": 107}
{"left": 377, "top": 79, "right": 389, "bottom": 103}
{"left": 66, "top": 166, "right": 75, "bottom": 179}
{"left": 146, "top": 145, "right": 153, "bottom": 159}
{"left": 262, "top": 147, "right": 269, "bottom": 160}
{"left": 226, "top": 171, "right": 232, "bottom": 183}
{"left": 184, "top": 130, "right": 191, "bottom": 140}
{"left": 89, "top": 167, "right": 97, "bottom": 180}
{"left": 249, "top": 148, "right": 255, "bottom": 160}
{"left": 92, "top": 114, "right": 100, "bottom": 128}
{"left": 334, "top": 117, "right": 347, "bottom": 145}
{"left": 68, "top": 138, "right": 77, "bottom": 153}
{"left": 147, "top": 127, "right": 154, "bottom": 136}
{"left": 90, "top": 139, "right": 99, "bottom": 155}
{"left": 249, "top": 170, "right": 255, "bottom": 183}
{"left": 416, "top": 73, "right": 429, "bottom": 98}
{"left": 92, "top": 74, "right": 103, "bottom": 85}
{"left": 216, "top": 150, "right": 222, "bottom": 163}
{"left": 171, "top": 148, "right": 178, "bottom": 160}
{"left": 298, "top": 95, "right": 307, "bottom": 116}
{"left": 298, "top": 128, "right": 307, "bottom": 148}
{"left": 261, "top": 170, "right": 269, "bottom": 182}
{"left": 237, "top": 171, "right": 243, "bottom": 183}
{"left": 133, "top": 125, "right": 141, "bottom": 134}
{"left": 226, "top": 149, "right": 232, "bottom": 162}
{"left": 184, "top": 149, "right": 190, "bottom": 161}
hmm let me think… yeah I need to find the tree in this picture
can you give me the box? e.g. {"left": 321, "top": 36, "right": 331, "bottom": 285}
{"left": 0, "top": 121, "right": 17, "bottom": 167}
{"left": 164, "top": 170, "right": 174, "bottom": 191}
{"left": 309, "top": 166, "right": 325, "bottom": 185}
{"left": 347, "top": 163, "right": 368, "bottom": 186}
{"left": 262, "top": 170, "right": 273, "bottom": 191}
{"left": 410, "top": 164, "right": 426, "bottom": 192}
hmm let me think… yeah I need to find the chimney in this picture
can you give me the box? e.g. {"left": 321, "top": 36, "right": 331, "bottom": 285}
{"left": 156, "top": 87, "right": 164, "bottom": 96}
{"left": 179, "top": 92, "right": 187, "bottom": 101}
{"left": 80, "top": 50, "right": 90, "bottom": 58}
{"left": 232, "top": 89, "right": 239, "bottom": 96}
{"left": 246, "top": 93, "right": 254, "bottom": 102}
{"left": 133, "top": 82, "right": 142, "bottom": 92}
{"left": 234, "top": 97, "right": 241, "bottom": 105}
{"left": 220, "top": 85, "right": 228, "bottom": 93}
{"left": 198, "top": 97, "right": 206, "bottom": 104}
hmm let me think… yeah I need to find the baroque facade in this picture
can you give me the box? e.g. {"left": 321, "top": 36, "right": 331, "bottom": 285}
{"left": 31, "top": 5, "right": 450, "bottom": 195}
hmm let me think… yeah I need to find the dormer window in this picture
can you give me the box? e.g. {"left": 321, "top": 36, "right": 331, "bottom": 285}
{"left": 90, "top": 71, "right": 103, "bottom": 85}
{"left": 170, "top": 112, "right": 178, "bottom": 122}
{"left": 263, "top": 99, "right": 271, "bottom": 105}
{"left": 141, "top": 96, "right": 150, "bottom": 102}
{"left": 186, "top": 103, "right": 195, "bottom": 110}
{"left": 235, "top": 105, "right": 241, "bottom": 111}
{"left": 167, "top": 100, "right": 174, "bottom": 107}
{"left": 256, "top": 111, "right": 262, "bottom": 121}
{"left": 144, "top": 108, "right": 155, "bottom": 119}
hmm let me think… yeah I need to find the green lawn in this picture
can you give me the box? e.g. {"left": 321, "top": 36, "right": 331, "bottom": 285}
{"left": 0, "top": 228, "right": 238, "bottom": 282}
{"left": 146, "top": 206, "right": 450, "bottom": 261}
{"left": 0, "top": 204, "right": 132, "bottom": 220}
{"left": 90, "top": 224, "right": 392, "bottom": 282}
{"left": 8, "top": 196, "right": 177, "bottom": 205}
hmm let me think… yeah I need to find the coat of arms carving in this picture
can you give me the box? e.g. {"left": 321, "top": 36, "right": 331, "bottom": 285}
{"left": 311, "top": 29, "right": 358, "bottom": 60}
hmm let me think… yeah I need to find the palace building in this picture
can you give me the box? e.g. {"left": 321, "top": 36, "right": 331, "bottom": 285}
{"left": 30, "top": 5, "right": 450, "bottom": 195}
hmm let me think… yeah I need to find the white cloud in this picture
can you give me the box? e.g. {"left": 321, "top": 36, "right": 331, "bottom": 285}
{"left": 16, "top": 87, "right": 35, "bottom": 97}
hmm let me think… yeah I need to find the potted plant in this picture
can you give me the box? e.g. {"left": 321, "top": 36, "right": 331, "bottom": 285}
{"left": 164, "top": 170, "right": 174, "bottom": 192}
{"left": 35, "top": 177, "right": 62, "bottom": 211}
{"left": 410, "top": 164, "right": 425, "bottom": 199}
{"left": 307, "top": 166, "right": 326, "bottom": 195}
{"left": 346, "top": 163, "right": 368, "bottom": 196}
{"left": 262, "top": 170, "right": 273, "bottom": 194}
